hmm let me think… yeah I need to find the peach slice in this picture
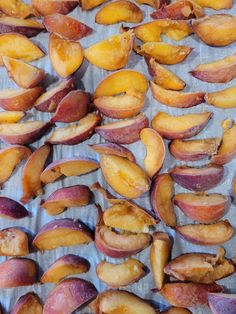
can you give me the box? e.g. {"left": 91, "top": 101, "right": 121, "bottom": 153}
{"left": 150, "top": 232, "right": 171, "bottom": 290}
{"left": 192, "top": 14, "right": 236, "bottom": 47}
{"left": 0, "top": 33, "right": 44, "bottom": 66}
{"left": 3, "top": 56, "right": 45, "bottom": 89}
{"left": 40, "top": 158, "right": 99, "bottom": 184}
{"left": 176, "top": 220, "right": 233, "bottom": 245}
{"left": 0, "top": 0, "right": 36, "bottom": 19}
{"left": 96, "top": 259, "right": 146, "bottom": 288}
{"left": 170, "top": 138, "right": 220, "bottom": 161}
{"left": 0, "top": 145, "right": 31, "bottom": 185}
{"left": 135, "top": 0, "right": 169, "bottom": 9}
{"left": 190, "top": 53, "right": 236, "bottom": 83}
{"left": 33, "top": 218, "right": 94, "bottom": 251}
{"left": 159, "top": 283, "right": 222, "bottom": 308}
{"left": 0, "top": 17, "right": 44, "bottom": 37}
{"left": 43, "top": 278, "right": 97, "bottom": 314}
{"left": 195, "top": 0, "right": 233, "bottom": 9}
{"left": 0, "top": 197, "right": 29, "bottom": 219}
{"left": 47, "top": 112, "right": 101, "bottom": 145}
{"left": 0, "top": 227, "right": 29, "bottom": 256}
{"left": 95, "top": 0, "right": 143, "bottom": 24}
{"left": 41, "top": 254, "right": 90, "bottom": 283}
{"left": 209, "top": 293, "right": 236, "bottom": 314}
{"left": 163, "top": 308, "right": 192, "bottom": 314}
{"left": 34, "top": 78, "right": 75, "bottom": 112}
{"left": 32, "top": 0, "right": 78, "bottom": 16}
{"left": 206, "top": 86, "right": 236, "bottom": 109}
{"left": 94, "top": 70, "right": 148, "bottom": 98}
{"left": 0, "top": 258, "right": 37, "bottom": 288}
{"left": 94, "top": 89, "right": 145, "bottom": 119}
{"left": 44, "top": 13, "right": 93, "bottom": 40}
{"left": 170, "top": 164, "right": 224, "bottom": 191}
{"left": 49, "top": 33, "right": 83, "bottom": 78}
{"left": 11, "top": 292, "right": 42, "bottom": 314}
{"left": 80, "top": 0, "right": 108, "bottom": 10}
{"left": 151, "top": 173, "right": 176, "bottom": 227}
{"left": 41, "top": 185, "right": 91, "bottom": 216}
{"left": 84, "top": 30, "right": 134, "bottom": 70}
{"left": 174, "top": 193, "right": 228, "bottom": 223}
{"left": 152, "top": 111, "right": 212, "bottom": 139}
{"left": 164, "top": 248, "right": 235, "bottom": 284}
{"left": 0, "top": 111, "right": 24, "bottom": 123}
{"left": 135, "top": 42, "right": 192, "bottom": 65}
{"left": 20, "top": 144, "right": 51, "bottom": 204}
{"left": 146, "top": 57, "right": 185, "bottom": 91}
{"left": 96, "top": 113, "right": 148, "bottom": 144}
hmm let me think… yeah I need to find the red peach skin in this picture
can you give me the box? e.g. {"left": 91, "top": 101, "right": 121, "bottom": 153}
{"left": 11, "top": 292, "right": 42, "bottom": 314}
{"left": 208, "top": 293, "right": 236, "bottom": 314}
{"left": 0, "top": 197, "right": 29, "bottom": 219}
{"left": 32, "top": 0, "right": 78, "bottom": 16}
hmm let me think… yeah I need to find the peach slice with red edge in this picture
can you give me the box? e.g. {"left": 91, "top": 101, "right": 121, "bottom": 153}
{"left": 163, "top": 308, "right": 192, "bottom": 314}
{"left": 11, "top": 292, "right": 42, "bottom": 314}
{"left": 0, "top": 197, "right": 29, "bottom": 219}
{"left": 135, "top": 0, "right": 169, "bottom": 8}
{"left": 32, "top": 0, "right": 78, "bottom": 16}
{"left": 175, "top": 220, "right": 233, "bottom": 245}
{"left": 33, "top": 218, "right": 94, "bottom": 251}
{"left": 80, "top": 0, "right": 108, "bottom": 10}
{"left": 41, "top": 254, "right": 90, "bottom": 283}
{"left": 47, "top": 112, "right": 101, "bottom": 145}
{"left": 96, "top": 113, "right": 148, "bottom": 144}
{"left": 20, "top": 144, "right": 51, "bottom": 204}
{"left": 41, "top": 185, "right": 92, "bottom": 216}
{"left": 150, "top": 232, "right": 171, "bottom": 290}
{"left": 0, "top": 33, "right": 44, "bottom": 66}
{"left": 84, "top": 30, "right": 134, "bottom": 70}
{"left": 44, "top": 13, "right": 93, "bottom": 40}
{"left": 0, "top": 111, "right": 24, "bottom": 123}
{"left": 174, "top": 193, "right": 228, "bottom": 223}
{"left": 208, "top": 293, "right": 236, "bottom": 314}
{"left": 205, "top": 86, "right": 236, "bottom": 109}
{"left": 195, "top": 0, "right": 233, "bottom": 9}
{"left": 151, "top": 173, "right": 176, "bottom": 227}
{"left": 0, "top": 0, "right": 37, "bottom": 19}
{"left": 152, "top": 111, "right": 212, "bottom": 140}
{"left": 0, "top": 227, "right": 29, "bottom": 256}
{"left": 3, "top": 56, "right": 45, "bottom": 89}
{"left": 0, "top": 17, "right": 44, "bottom": 37}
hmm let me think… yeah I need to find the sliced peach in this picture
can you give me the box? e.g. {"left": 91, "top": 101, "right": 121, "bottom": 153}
{"left": 135, "top": 0, "right": 169, "bottom": 9}
{"left": 192, "top": 14, "right": 236, "bottom": 47}
{"left": 151, "top": 173, "right": 176, "bottom": 227}
{"left": 174, "top": 193, "right": 228, "bottom": 223}
{"left": 96, "top": 113, "right": 148, "bottom": 144}
{"left": 0, "top": 227, "right": 29, "bottom": 256}
{"left": 170, "top": 138, "right": 220, "bottom": 161}
{"left": 80, "top": 0, "right": 108, "bottom": 10}
{"left": 84, "top": 30, "right": 134, "bottom": 70}
{"left": 0, "top": 0, "right": 36, "bottom": 19}
{"left": 96, "top": 0, "right": 143, "bottom": 24}
{"left": 0, "top": 196, "right": 29, "bottom": 219}
{"left": 40, "top": 158, "right": 100, "bottom": 184}
{"left": 0, "top": 33, "right": 44, "bottom": 66}
{"left": 152, "top": 111, "right": 212, "bottom": 139}
{"left": 150, "top": 232, "right": 171, "bottom": 290}
{"left": 20, "top": 144, "right": 51, "bottom": 204}
{"left": 0, "top": 111, "right": 24, "bottom": 123}
{"left": 0, "top": 17, "right": 44, "bottom": 37}
{"left": 176, "top": 220, "right": 233, "bottom": 245}
{"left": 32, "top": 0, "right": 78, "bottom": 16}
{"left": 209, "top": 293, "right": 236, "bottom": 314}
{"left": 33, "top": 218, "right": 94, "bottom": 251}
{"left": 135, "top": 42, "right": 192, "bottom": 65}
{"left": 163, "top": 308, "right": 192, "bottom": 314}
{"left": 44, "top": 13, "right": 92, "bottom": 40}
{"left": 41, "top": 185, "right": 91, "bottom": 216}
{"left": 49, "top": 33, "right": 83, "bottom": 78}
{"left": 206, "top": 86, "right": 236, "bottom": 109}
{"left": 190, "top": 53, "right": 236, "bottom": 83}
{"left": 11, "top": 292, "right": 42, "bottom": 314}
{"left": 3, "top": 56, "right": 45, "bottom": 89}
{"left": 195, "top": 0, "right": 233, "bottom": 9}
{"left": 41, "top": 254, "right": 90, "bottom": 283}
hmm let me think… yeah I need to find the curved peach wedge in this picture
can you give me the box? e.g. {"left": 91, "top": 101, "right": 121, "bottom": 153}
{"left": 0, "top": 111, "right": 24, "bottom": 123}
{"left": 206, "top": 86, "right": 236, "bottom": 109}
{"left": 163, "top": 308, "right": 192, "bottom": 314}
{"left": 135, "top": 0, "right": 169, "bottom": 9}
{"left": 0, "top": 0, "right": 36, "bottom": 19}
{"left": 0, "top": 227, "right": 29, "bottom": 256}
{"left": 0, "top": 17, "right": 44, "bottom": 37}
{"left": 33, "top": 218, "right": 94, "bottom": 251}
{"left": 80, "top": 0, "right": 108, "bottom": 10}
{"left": 208, "top": 293, "right": 236, "bottom": 314}
{"left": 32, "top": 0, "right": 78, "bottom": 16}
{"left": 11, "top": 292, "right": 42, "bottom": 314}
{"left": 84, "top": 30, "right": 134, "bottom": 70}
{"left": 152, "top": 111, "right": 212, "bottom": 139}
{"left": 195, "top": 0, "right": 233, "bottom": 9}
{"left": 0, "top": 197, "right": 29, "bottom": 219}
{"left": 41, "top": 254, "right": 90, "bottom": 283}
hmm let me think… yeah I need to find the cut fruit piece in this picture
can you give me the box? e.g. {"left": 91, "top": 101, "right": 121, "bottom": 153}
{"left": 41, "top": 185, "right": 91, "bottom": 216}
{"left": 150, "top": 232, "right": 171, "bottom": 290}
{"left": 44, "top": 13, "right": 93, "bottom": 40}
{"left": 41, "top": 254, "right": 90, "bottom": 283}
{"left": 151, "top": 173, "right": 176, "bottom": 227}
{"left": 0, "top": 145, "right": 31, "bottom": 185}
{"left": 11, "top": 292, "right": 42, "bottom": 314}
{"left": 135, "top": 0, "right": 169, "bottom": 9}
{"left": 49, "top": 33, "right": 83, "bottom": 78}
{"left": 0, "top": 33, "right": 44, "bottom": 66}
{"left": 192, "top": 14, "right": 236, "bottom": 47}
{"left": 84, "top": 30, "right": 134, "bottom": 70}
{"left": 47, "top": 112, "right": 101, "bottom": 145}
{"left": 174, "top": 193, "right": 228, "bottom": 223}
{"left": 190, "top": 53, "right": 236, "bottom": 83}
{"left": 208, "top": 293, "right": 236, "bottom": 314}
{"left": 0, "top": 197, "right": 29, "bottom": 219}
{"left": 40, "top": 158, "right": 100, "bottom": 184}
{"left": 152, "top": 111, "right": 212, "bottom": 140}
{"left": 0, "top": 0, "right": 36, "bottom": 19}
{"left": 96, "top": 259, "right": 146, "bottom": 287}
{"left": 32, "top": 0, "right": 78, "bottom": 16}
{"left": 96, "top": 113, "right": 148, "bottom": 144}
{"left": 3, "top": 56, "right": 45, "bottom": 89}
{"left": 162, "top": 308, "right": 192, "bottom": 314}
{"left": 140, "top": 128, "right": 165, "bottom": 178}
{"left": 0, "top": 111, "right": 24, "bottom": 123}
{"left": 206, "top": 86, "right": 236, "bottom": 109}
{"left": 135, "top": 42, "right": 192, "bottom": 65}
{"left": 33, "top": 218, "right": 94, "bottom": 251}
{"left": 80, "top": 0, "right": 108, "bottom": 10}
{"left": 170, "top": 138, "right": 220, "bottom": 161}
{"left": 0, "top": 17, "right": 44, "bottom": 37}
{"left": 175, "top": 220, "right": 233, "bottom": 245}
{"left": 0, "top": 227, "right": 29, "bottom": 256}
{"left": 95, "top": 0, "right": 143, "bottom": 24}
{"left": 195, "top": 0, "right": 233, "bottom": 9}
{"left": 20, "top": 144, "right": 51, "bottom": 204}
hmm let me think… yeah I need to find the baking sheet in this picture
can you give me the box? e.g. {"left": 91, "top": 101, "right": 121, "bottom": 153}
{"left": 0, "top": 1, "right": 236, "bottom": 313}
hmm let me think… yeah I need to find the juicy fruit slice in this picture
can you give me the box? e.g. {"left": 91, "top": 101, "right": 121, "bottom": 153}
{"left": 195, "top": 0, "right": 233, "bottom": 9}
{"left": 0, "top": 111, "right": 24, "bottom": 123}
{"left": 0, "top": 227, "right": 29, "bottom": 256}
{"left": 80, "top": 0, "right": 108, "bottom": 10}
{"left": 32, "top": 0, "right": 78, "bottom": 16}
{"left": 135, "top": 0, "right": 169, "bottom": 8}
{"left": 11, "top": 292, "right": 42, "bottom": 314}
{"left": 208, "top": 293, "right": 236, "bottom": 314}
{"left": 0, "top": 17, "right": 44, "bottom": 37}
{"left": 0, "top": 0, "right": 36, "bottom": 19}
{"left": 0, "top": 197, "right": 29, "bottom": 219}
{"left": 90, "top": 143, "right": 136, "bottom": 162}
{"left": 206, "top": 86, "right": 236, "bottom": 109}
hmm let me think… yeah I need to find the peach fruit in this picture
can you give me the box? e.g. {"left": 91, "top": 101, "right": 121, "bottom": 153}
{"left": 0, "top": 0, "right": 36, "bottom": 19}
{"left": 162, "top": 308, "right": 192, "bottom": 314}
{"left": 208, "top": 293, "right": 236, "bottom": 314}
{"left": 0, "top": 227, "right": 29, "bottom": 256}
{"left": 32, "top": 0, "right": 78, "bottom": 16}
{"left": 80, "top": 0, "right": 108, "bottom": 10}
{"left": 206, "top": 86, "right": 236, "bottom": 109}
{"left": 0, "top": 197, "right": 29, "bottom": 219}
{"left": 0, "top": 17, "right": 44, "bottom": 37}
{"left": 135, "top": 0, "right": 169, "bottom": 9}
{"left": 195, "top": 0, "right": 233, "bottom": 9}
{"left": 11, "top": 292, "right": 42, "bottom": 314}
{"left": 0, "top": 111, "right": 25, "bottom": 123}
